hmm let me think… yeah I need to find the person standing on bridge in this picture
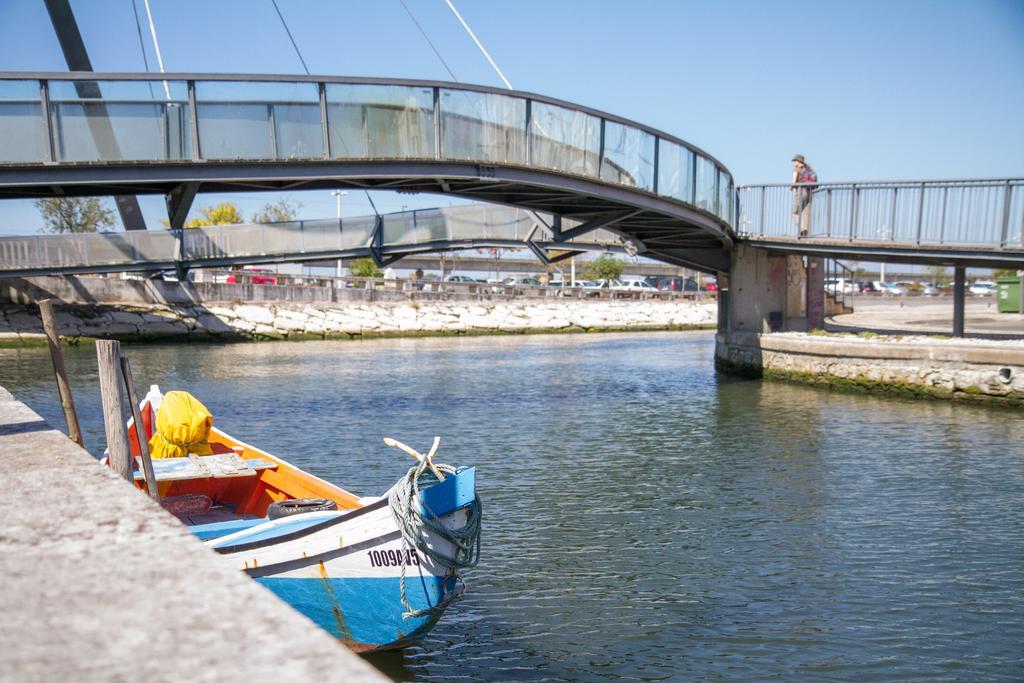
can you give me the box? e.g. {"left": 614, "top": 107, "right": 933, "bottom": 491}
{"left": 790, "top": 154, "right": 817, "bottom": 237}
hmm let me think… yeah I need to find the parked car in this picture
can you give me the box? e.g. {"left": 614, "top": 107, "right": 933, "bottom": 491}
{"left": 501, "top": 276, "right": 543, "bottom": 286}
{"left": 704, "top": 279, "right": 718, "bottom": 292}
{"left": 618, "top": 280, "right": 660, "bottom": 293}
{"left": 969, "top": 281, "right": 996, "bottom": 296}
{"left": 859, "top": 281, "right": 879, "bottom": 293}
{"left": 824, "top": 278, "right": 857, "bottom": 295}
{"left": 877, "top": 282, "right": 907, "bottom": 295}
{"left": 645, "top": 276, "right": 699, "bottom": 292}
{"left": 920, "top": 283, "right": 940, "bottom": 296}
{"left": 221, "top": 267, "right": 278, "bottom": 285}
{"left": 445, "top": 275, "right": 478, "bottom": 283}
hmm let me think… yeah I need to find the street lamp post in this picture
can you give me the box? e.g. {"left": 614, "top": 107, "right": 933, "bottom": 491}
{"left": 331, "top": 190, "right": 348, "bottom": 279}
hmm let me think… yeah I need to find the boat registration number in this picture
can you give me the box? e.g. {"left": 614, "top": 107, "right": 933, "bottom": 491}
{"left": 368, "top": 548, "right": 420, "bottom": 567}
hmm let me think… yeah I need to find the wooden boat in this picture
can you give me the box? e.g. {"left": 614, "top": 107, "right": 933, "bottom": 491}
{"left": 120, "top": 385, "right": 480, "bottom": 652}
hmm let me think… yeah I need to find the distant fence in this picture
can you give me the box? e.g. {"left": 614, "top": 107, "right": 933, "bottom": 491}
{"left": 0, "top": 272, "right": 710, "bottom": 307}
{"left": 737, "top": 179, "right": 1024, "bottom": 248}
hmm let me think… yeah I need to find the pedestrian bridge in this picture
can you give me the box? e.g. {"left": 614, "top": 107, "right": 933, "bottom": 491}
{"left": 0, "top": 72, "right": 735, "bottom": 272}
{"left": 0, "top": 204, "right": 635, "bottom": 278}
{"left": 2, "top": 72, "right": 1022, "bottom": 273}
{"left": 738, "top": 179, "right": 1024, "bottom": 268}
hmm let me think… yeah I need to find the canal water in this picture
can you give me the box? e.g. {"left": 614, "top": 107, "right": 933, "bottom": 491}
{"left": 3, "top": 331, "right": 1022, "bottom": 681}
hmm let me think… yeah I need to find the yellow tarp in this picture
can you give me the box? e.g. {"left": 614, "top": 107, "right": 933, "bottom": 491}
{"left": 149, "top": 391, "right": 214, "bottom": 459}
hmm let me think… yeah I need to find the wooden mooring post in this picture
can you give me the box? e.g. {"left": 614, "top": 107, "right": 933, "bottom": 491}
{"left": 38, "top": 299, "right": 83, "bottom": 447}
{"left": 120, "top": 355, "right": 159, "bottom": 501}
{"left": 96, "top": 340, "right": 133, "bottom": 481}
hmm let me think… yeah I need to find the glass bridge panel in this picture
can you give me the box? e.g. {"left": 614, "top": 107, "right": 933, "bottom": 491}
{"left": 718, "top": 170, "right": 733, "bottom": 223}
{"left": 440, "top": 89, "right": 526, "bottom": 164}
{"left": 326, "top": 84, "right": 434, "bottom": 159}
{"left": 600, "top": 121, "right": 655, "bottom": 191}
{"left": 656, "top": 139, "right": 694, "bottom": 203}
{"left": 528, "top": 101, "right": 600, "bottom": 177}
{"left": 196, "top": 81, "right": 321, "bottom": 160}
{"left": 49, "top": 80, "right": 190, "bottom": 162}
{"left": 340, "top": 215, "right": 376, "bottom": 249}
{"left": 694, "top": 156, "right": 718, "bottom": 214}
{"left": 0, "top": 81, "right": 45, "bottom": 163}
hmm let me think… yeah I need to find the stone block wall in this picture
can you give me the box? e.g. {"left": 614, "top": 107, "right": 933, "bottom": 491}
{"left": 716, "top": 330, "right": 1024, "bottom": 403}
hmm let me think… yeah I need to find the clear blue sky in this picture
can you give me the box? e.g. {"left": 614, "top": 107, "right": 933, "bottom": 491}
{"left": 0, "top": 0, "right": 1022, "bottom": 234}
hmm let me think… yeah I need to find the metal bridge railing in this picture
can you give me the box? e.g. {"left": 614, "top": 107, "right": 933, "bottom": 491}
{"left": 0, "top": 73, "right": 735, "bottom": 228}
{"left": 0, "top": 206, "right": 627, "bottom": 275}
{"left": 737, "top": 179, "right": 1024, "bottom": 248}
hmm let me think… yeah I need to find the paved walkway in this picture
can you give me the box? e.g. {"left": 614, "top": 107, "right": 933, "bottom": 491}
{"left": 829, "top": 296, "right": 1024, "bottom": 339}
{"left": 0, "top": 385, "right": 384, "bottom": 683}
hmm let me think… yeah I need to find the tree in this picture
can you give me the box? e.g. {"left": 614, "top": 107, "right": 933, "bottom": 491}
{"left": 582, "top": 253, "right": 624, "bottom": 281}
{"left": 184, "top": 202, "right": 245, "bottom": 228}
{"left": 34, "top": 197, "right": 115, "bottom": 234}
{"left": 252, "top": 198, "right": 302, "bottom": 223}
{"left": 927, "top": 265, "right": 949, "bottom": 285}
{"left": 994, "top": 268, "right": 1019, "bottom": 280}
{"left": 349, "top": 257, "right": 383, "bottom": 278}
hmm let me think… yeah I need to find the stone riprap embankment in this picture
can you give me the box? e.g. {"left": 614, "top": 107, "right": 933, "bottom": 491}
{"left": 716, "top": 330, "right": 1024, "bottom": 404}
{"left": 0, "top": 300, "right": 718, "bottom": 345}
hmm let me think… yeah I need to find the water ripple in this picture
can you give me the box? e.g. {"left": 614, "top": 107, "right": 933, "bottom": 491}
{"left": 3, "top": 331, "right": 1022, "bottom": 681}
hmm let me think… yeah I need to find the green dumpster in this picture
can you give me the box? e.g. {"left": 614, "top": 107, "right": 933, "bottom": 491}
{"left": 996, "top": 276, "right": 1021, "bottom": 313}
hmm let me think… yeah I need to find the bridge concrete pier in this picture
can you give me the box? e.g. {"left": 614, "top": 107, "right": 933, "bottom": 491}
{"left": 717, "top": 244, "right": 825, "bottom": 336}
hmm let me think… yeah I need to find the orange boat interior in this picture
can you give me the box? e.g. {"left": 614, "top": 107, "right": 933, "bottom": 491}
{"left": 127, "top": 401, "right": 363, "bottom": 520}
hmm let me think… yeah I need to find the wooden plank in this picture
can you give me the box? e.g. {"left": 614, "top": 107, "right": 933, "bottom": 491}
{"left": 203, "top": 452, "right": 257, "bottom": 479}
{"left": 132, "top": 454, "right": 275, "bottom": 482}
{"left": 96, "top": 340, "right": 132, "bottom": 481}
{"left": 119, "top": 355, "right": 160, "bottom": 501}
{"left": 38, "top": 299, "right": 83, "bottom": 448}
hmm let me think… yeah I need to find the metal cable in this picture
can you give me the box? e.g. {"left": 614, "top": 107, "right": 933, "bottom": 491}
{"left": 398, "top": 0, "right": 459, "bottom": 82}
{"left": 444, "top": 0, "right": 512, "bottom": 89}
{"left": 270, "top": 0, "right": 310, "bottom": 75}
{"left": 129, "top": 0, "right": 156, "bottom": 99}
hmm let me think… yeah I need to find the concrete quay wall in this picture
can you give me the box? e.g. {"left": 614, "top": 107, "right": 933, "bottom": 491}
{"left": 0, "top": 299, "right": 718, "bottom": 344}
{"left": 716, "top": 331, "right": 1024, "bottom": 404}
{"left": 0, "top": 385, "right": 385, "bottom": 682}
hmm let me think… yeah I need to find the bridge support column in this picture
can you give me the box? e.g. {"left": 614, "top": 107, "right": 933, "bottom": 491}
{"left": 719, "top": 244, "right": 824, "bottom": 335}
{"left": 953, "top": 265, "right": 966, "bottom": 337}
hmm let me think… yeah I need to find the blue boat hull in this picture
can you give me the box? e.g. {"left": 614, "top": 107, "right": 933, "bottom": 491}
{"left": 257, "top": 573, "right": 457, "bottom": 651}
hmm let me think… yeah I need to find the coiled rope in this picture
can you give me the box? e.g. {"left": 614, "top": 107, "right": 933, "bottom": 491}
{"left": 385, "top": 437, "right": 482, "bottom": 618}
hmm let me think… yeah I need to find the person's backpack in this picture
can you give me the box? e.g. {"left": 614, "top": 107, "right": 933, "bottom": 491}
{"left": 800, "top": 167, "right": 818, "bottom": 184}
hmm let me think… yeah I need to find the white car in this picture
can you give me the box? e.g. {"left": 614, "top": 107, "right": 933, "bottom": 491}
{"left": 969, "top": 282, "right": 996, "bottom": 296}
{"left": 877, "top": 282, "right": 907, "bottom": 295}
{"left": 618, "top": 280, "right": 659, "bottom": 293}
{"left": 824, "top": 278, "right": 857, "bottom": 295}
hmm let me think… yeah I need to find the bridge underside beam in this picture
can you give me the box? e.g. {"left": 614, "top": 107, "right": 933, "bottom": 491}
{"left": 0, "top": 161, "right": 732, "bottom": 267}
{"left": 744, "top": 238, "right": 1024, "bottom": 270}
{"left": 165, "top": 183, "right": 200, "bottom": 229}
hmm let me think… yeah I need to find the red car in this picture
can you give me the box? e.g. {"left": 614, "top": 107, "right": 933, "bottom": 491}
{"left": 225, "top": 268, "right": 277, "bottom": 285}
{"left": 705, "top": 280, "right": 718, "bottom": 292}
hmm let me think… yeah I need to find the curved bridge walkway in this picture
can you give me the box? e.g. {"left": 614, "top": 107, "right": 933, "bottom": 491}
{"left": 0, "top": 72, "right": 735, "bottom": 273}
{"left": 1, "top": 73, "right": 1021, "bottom": 277}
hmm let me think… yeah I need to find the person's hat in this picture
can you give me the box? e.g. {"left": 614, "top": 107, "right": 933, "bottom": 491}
{"left": 792, "top": 154, "right": 806, "bottom": 164}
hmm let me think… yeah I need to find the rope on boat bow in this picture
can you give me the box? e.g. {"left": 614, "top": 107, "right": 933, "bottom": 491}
{"left": 385, "top": 436, "right": 482, "bottom": 619}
